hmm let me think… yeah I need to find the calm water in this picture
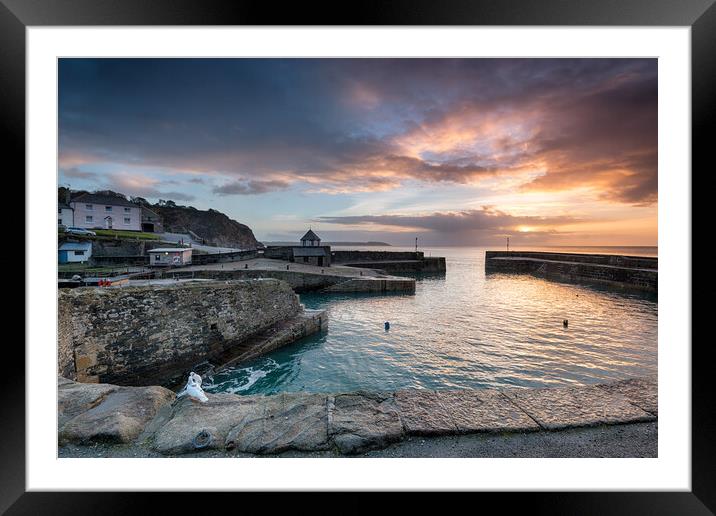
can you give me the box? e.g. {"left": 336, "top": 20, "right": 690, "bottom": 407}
{"left": 203, "top": 246, "right": 657, "bottom": 395}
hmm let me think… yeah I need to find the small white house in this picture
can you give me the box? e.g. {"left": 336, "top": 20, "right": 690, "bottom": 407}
{"left": 148, "top": 248, "right": 193, "bottom": 267}
{"left": 70, "top": 192, "right": 142, "bottom": 231}
{"left": 59, "top": 242, "right": 92, "bottom": 264}
{"left": 58, "top": 203, "right": 74, "bottom": 226}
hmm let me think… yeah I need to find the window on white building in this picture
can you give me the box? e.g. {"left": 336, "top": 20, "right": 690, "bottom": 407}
{"left": 74, "top": 250, "right": 85, "bottom": 256}
{"left": 105, "top": 206, "right": 112, "bottom": 212}
{"left": 86, "top": 204, "right": 93, "bottom": 210}
{"left": 124, "top": 207, "right": 131, "bottom": 212}
{"left": 58, "top": 218, "right": 62, "bottom": 224}
{"left": 124, "top": 217, "right": 131, "bottom": 224}
{"left": 86, "top": 215, "right": 93, "bottom": 223}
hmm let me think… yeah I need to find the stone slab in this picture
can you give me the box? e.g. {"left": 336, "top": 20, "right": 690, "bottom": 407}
{"left": 328, "top": 392, "right": 403, "bottom": 454}
{"left": 437, "top": 389, "right": 541, "bottom": 433}
{"left": 59, "top": 381, "right": 175, "bottom": 444}
{"left": 58, "top": 377, "right": 119, "bottom": 428}
{"left": 394, "top": 389, "right": 457, "bottom": 435}
{"left": 501, "top": 384, "right": 656, "bottom": 430}
{"left": 150, "top": 393, "right": 262, "bottom": 454}
{"left": 596, "top": 376, "right": 658, "bottom": 416}
{"left": 225, "top": 393, "right": 329, "bottom": 454}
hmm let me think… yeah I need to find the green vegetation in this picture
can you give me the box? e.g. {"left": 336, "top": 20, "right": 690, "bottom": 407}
{"left": 93, "top": 229, "right": 160, "bottom": 240}
{"left": 58, "top": 263, "right": 127, "bottom": 274}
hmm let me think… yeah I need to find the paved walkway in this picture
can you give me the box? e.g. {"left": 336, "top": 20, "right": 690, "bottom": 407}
{"left": 491, "top": 256, "right": 657, "bottom": 272}
{"left": 183, "top": 258, "right": 386, "bottom": 278}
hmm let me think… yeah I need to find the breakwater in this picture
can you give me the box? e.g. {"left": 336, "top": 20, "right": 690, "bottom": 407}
{"left": 485, "top": 251, "right": 657, "bottom": 292}
{"left": 58, "top": 376, "right": 656, "bottom": 455}
{"left": 58, "top": 279, "right": 325, "bottom": 386}
{"left": 331, "top": 250, "right": 446, "bottom": 274}
{"left": 162, "top": 267, "right": 416, "bottom": 294}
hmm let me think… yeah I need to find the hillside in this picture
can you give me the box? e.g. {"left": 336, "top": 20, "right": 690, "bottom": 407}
{"left": 61, "top": 188, "right": 260, "bottom": 249}
{"left": 148, "top": 203, "right": 259, "bottom": 249}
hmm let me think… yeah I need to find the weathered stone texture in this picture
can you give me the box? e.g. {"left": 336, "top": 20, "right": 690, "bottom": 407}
{"left": 151, "top": 393, "right": 330, "bottom": 454}
{"left": 58, "top": 377, "right": 659, "bottom": 455}
{"left": 596, "top": 376, "right": 658, "bottom": 416}
{"left": 437, "top": 389, "right": 540, "bottom": 433}
{"left": 58, "top": 378, "right": 175, "bottom": 444}
{"left": 225, "top": 393, "right": 330, "bottom": 453}
{"left": 394, "top": 389, "right": 457, "bottom": 435}
{"left": 150, "top": 394, "right": 262, "bottom": 454}
{"left": 501, "top": 384, "right": 656, "bottom": 430}
{"left": 328, "top": 392, "right": 404, "bottom": 454}
{"left": 58, "top": 279, "right": 302, "bottom": 386}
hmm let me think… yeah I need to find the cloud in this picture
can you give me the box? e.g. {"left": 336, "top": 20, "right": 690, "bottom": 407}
{"left": 316, "top": 206, "right": 580, "bottom": 233}
{"left": 58, "top": 58, "right": 657, "bottom": 204}
{"left": 103, "top": 172, "right": 196, "bottom": 201}
{"left": 212, "top": 179, "right": 290, "bottom": 196}
{"left": 60, "top": 167, "right": 98, "bottom": 180}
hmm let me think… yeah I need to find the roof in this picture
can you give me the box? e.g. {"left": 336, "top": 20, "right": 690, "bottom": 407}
{"left": 300, "top": 229, "right": 321, "bottom": 241}
{"left": 293, "top": 247, "right": 327, "bottom": 257}
{"left": 71, "top": 192, "right": 137, "bottom": 208}
{"left": 59, "top": 242, "right": 92, "bottom": 251}
{"left": 147, "top": 248, "right": 193, "bottom": 253}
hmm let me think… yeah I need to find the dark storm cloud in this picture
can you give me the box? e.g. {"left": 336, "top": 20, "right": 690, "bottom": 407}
{"left": 59, "top": 58, "right": 657, "bottom": 203}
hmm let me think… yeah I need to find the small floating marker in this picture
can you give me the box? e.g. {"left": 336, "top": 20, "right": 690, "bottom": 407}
{"left": 384, "top": 321, "right": 390, "bottom": 331}
{"left": 563, "top": 319, "right": 569, "bottom": 328}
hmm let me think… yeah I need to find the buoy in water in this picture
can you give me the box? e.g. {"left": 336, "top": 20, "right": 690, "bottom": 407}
{"left": 563, "top": 319, "right": 569, "bottom": 328}
{"left": 384, "top": 321, "right": 390, "bottom": 331}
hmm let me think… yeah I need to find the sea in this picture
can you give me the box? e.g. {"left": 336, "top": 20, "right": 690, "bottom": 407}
{"left": 202, "top": 245, "right": 658, "bottom": 395}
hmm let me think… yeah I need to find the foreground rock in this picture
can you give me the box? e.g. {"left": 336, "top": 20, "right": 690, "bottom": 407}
{"left": 328, "top": 392, "right": 404, "bottom": 453}
{"left": 150, "top": 392, "right": 331, "bottom": 455}
{"left": 58, "top": 378, "right": 175, "bottom": 444}
{"left": 57, "top": 376, "right": 658, "bottom": 455}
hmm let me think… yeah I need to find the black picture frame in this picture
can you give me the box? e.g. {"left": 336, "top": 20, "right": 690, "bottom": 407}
{"left": 4, "top": 0, "right": 707, "bottom": 512}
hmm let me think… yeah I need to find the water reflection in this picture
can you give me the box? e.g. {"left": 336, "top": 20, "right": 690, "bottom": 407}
{"left": 204, "top": 247, "right": 657, "bottom": 395}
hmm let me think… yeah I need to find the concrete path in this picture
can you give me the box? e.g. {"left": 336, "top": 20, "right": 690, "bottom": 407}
{"left": 182, "top": 258, "right": 386, "bottom": 278}
{"left": 160, "top": 232, "right": 241, "bottom": 254}
{"left": 490, "top": 256, "right": 657, "bottom": 272}
{"left": 59, "top": 421, "right": 657, "bottom": 458}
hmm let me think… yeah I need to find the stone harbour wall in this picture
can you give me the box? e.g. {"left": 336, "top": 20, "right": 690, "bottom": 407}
{"left": 331, "top": 250, "right": 424, "bottom": 263}
{"left": 58, "top": 279, "right": 303, "bottom": 386}
{"left": 485, "top": 251, "right": 657, "bottom": 292}
{"left": 57, "top": 376, "right": 657, "bottom": 455}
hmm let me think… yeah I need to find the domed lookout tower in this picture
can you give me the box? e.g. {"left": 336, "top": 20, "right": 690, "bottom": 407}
{"left": 293, "top": 228, "right": 331, "bottom": 267}
{"left": 300, "top": 228, "right": 321, "bottom": 247}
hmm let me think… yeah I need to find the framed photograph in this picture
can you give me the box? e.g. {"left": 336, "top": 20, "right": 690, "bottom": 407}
{"left": 7, "top": 0, "right": 708, "bottom": 511}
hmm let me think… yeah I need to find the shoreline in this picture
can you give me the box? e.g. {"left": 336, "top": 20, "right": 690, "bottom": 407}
{"left": 58, "top": 376, "right": 657, "bottom": 458}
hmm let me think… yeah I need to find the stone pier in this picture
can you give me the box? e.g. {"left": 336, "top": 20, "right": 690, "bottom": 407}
{"left": 58, "top": 279, "right": 326, "bottom": 387}
{"left": 485, "top": 251, "right": 657, "bottom": 292}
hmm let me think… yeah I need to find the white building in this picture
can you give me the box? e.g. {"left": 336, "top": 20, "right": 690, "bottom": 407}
{"left": 148, "top": 248, "right": 193, "bottom": 267}
{"left": 58, "top": 203, "right": 73, "bottom": 226}
{"left": 58, "top": 241, "right": 92, "bottom": 264}
{"left": 70, "top": 193, "right": 142, "bottom": 231}
{"left": 300, "top": 229, "right": 321, "bottom": 247}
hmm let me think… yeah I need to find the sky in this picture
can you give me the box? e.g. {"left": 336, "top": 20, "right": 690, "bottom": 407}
{"left": 58, "top": 58, "right": 657, "bottom": 246}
